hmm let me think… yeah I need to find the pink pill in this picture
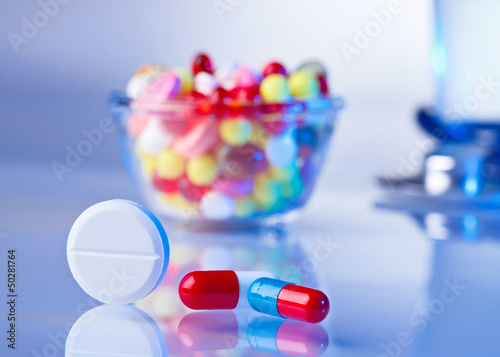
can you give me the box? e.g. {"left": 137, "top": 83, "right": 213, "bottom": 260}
{"left": 211, "top": 177, "right": 255, "bottom": 196}
{"left": 146, "top": 71, "right": 181, "bottom": 101}
{"left": 128, "top": 113, "right": 150, "bottom": 138}
{"left": 158, "top": 112, "right": 189, "bottom": 137}
{"left": 172, "top": 120, "right": 219, "bottom": 159}
{"left": 260, "top": 119, "right": 288, "bottom": 135}
{"left": 235, "top": 66, "right": 258, "bottom": 88}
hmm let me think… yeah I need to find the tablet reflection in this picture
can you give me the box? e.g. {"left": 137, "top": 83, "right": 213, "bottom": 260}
{"left": 66, "top": 304, "right": 167, "bottom": 357}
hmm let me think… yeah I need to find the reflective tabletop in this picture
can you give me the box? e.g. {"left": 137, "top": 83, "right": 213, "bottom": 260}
{"left": 1, "top": 158, "right": 500, "bottom": 357}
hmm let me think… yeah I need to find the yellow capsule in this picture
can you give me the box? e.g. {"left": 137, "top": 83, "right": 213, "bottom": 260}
{"left": 249, "top": 121, "right": 271, "bottom": 148}
{"left": 160, "top": 192, "right": 198, "bottom": 213}
{"left": 235, "top": 197, "right": 258, "bottom": 218}
{"left": 220, "top": 118, "right": 252, "bottom": 146}
{"left": 187, "top": 154, "right": 218, "bottom": 186}
{"left": 173, "top": 68, "right": 194, "bottom": 95}
{"left": 136, "top": 147, "right": 158, "bottom": 179}
{"left": 253, "top": 179, "right": 282, "bottom": 211}
{"left": 270, "top": 165, "right": 298, "bottom": 183}
{"left": 135, "top": 63, "right": 164, "bottom": 76}
{"left": 288, "top": 70, "right": 319, "bottom": 98}
{"left": 157, "top": 149, "right": 185, "bottom": 180}
{"left": 259, "top": 74, "right": 290, "bottom": 103}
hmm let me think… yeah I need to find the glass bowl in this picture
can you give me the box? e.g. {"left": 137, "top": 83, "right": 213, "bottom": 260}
{"left": 111, "top": 92, "right": 343, "bottom": 229}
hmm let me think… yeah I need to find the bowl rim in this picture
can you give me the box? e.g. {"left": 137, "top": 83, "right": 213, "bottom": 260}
{"left": 110, "top": 91, "right": 344, "bottom": 120}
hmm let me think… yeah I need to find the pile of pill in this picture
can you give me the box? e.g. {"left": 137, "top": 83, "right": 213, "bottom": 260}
{"left": 123, "top": 53, "right": 337, "bottom": 221}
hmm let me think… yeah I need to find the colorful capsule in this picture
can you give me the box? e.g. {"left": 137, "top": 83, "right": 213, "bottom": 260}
{"left": 262, "top": 61, "right": 287, "bottom": 77}
{"left": 192, "top": 53, "right": 214, "bottom": 75}
{"left": 194, "top": 72, "right": 219, "bottom": 96}
{"left": 146, "top": 71, "right": 182, "bottom": 101}
{"left": 179, "top": 270, "right": 278, "bottom": 310}
{"left": 186, "top": 154, "right": 218, "bottom": 186}
{"left": 259, "top": 74, "right": 290, "bottom": 103}
{"left": 173, "top": 67, "right": 194, "bottom": 95}
{"left": 219, "top": 118, "right": 252, "bottom": 146}
{"left": 288, "top": 70, "right": 320, "bottom": 98}
{"left": 248, "top": 278, "right": 330, "bottom": 324}
{"left": 157, "top": 149, "right": 185, "bottom": 180}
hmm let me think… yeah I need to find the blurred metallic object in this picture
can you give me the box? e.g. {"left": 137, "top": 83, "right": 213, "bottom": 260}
{"left": 380, "top": 0, "right": 500, "bottom": 202}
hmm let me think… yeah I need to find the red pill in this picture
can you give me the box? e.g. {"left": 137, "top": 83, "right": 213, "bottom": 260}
{"left": 178, "top": 177, "right": 209, "bottom": 202}
{"left": 210, "top": 87, "right": 232, "bottom": 105}
{"left": 192, "top": 53, "right": 214, "bottom": 75}
{"left": 230, "top": 85, "right": 261, "bottom": 103}
{"left": 262, "top": 62, "right": 287, "bottom": 77}
{"left": 179, "top": 270, "right": 278, "bottom": 310}
{"left": 318, "top": 75, "right": 329, "bottom": 95}
{"left": 152, "top": 172, "right": 179, "bottom": 194}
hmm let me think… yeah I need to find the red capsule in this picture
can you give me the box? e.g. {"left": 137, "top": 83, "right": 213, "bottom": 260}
{"left": 262, "top": 62, "right": 287, "bottom": 77}
{"left": 318, "top": 75, "right": 329, "bottom": 95}
{"left": 192, "top": 53, "right": 214, "bottom": 75}
{"left": 152, "top": 172, "right": 179, "bottom": 194}
{"left": 179, "top": 271, "right": 239, "bottom": 310}
{"left": 178, "top": 177, "right": 209, "bottom": 202}
{"left": 210, "top": 87, "right": 232, "bottom": 105}
{"left": 230, "top": 85, "right": 261, "bottom": 103}
{"left": 277, "top": 285, "right": 330, "bottom": 324}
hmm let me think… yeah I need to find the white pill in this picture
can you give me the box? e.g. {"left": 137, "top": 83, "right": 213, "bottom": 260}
{"left": 136, "top": 116, "right": 174, "bottom": 156}
{"left": 265, "top": 134, "right": 299, "bottom": 168}
{"left": 66, "top": 305, "right": 167, "bottom": 357}
{"left": 194, "top": 72, "right": 219, "bottom": 96}
{"left": 126, "top": 74, "right": 155, "bottom": 99}
{"left": 67, "top": 200, "right": 169, "bottom": 305}
{"left": 200, "top": 192, "right": 236, "bottom": 220}
{"left": 215, "top": 59, "right": 239, "bottom": 90}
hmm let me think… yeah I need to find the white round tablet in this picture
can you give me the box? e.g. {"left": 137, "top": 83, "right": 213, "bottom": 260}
{"left": 66, "top": 305, "right": 167, "bottom": 357}
{"left": 67, "top": 200, "right": 169, "bottom": 305}
{"left": 200, "top": 192, "right": 236, "bottom": 220}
